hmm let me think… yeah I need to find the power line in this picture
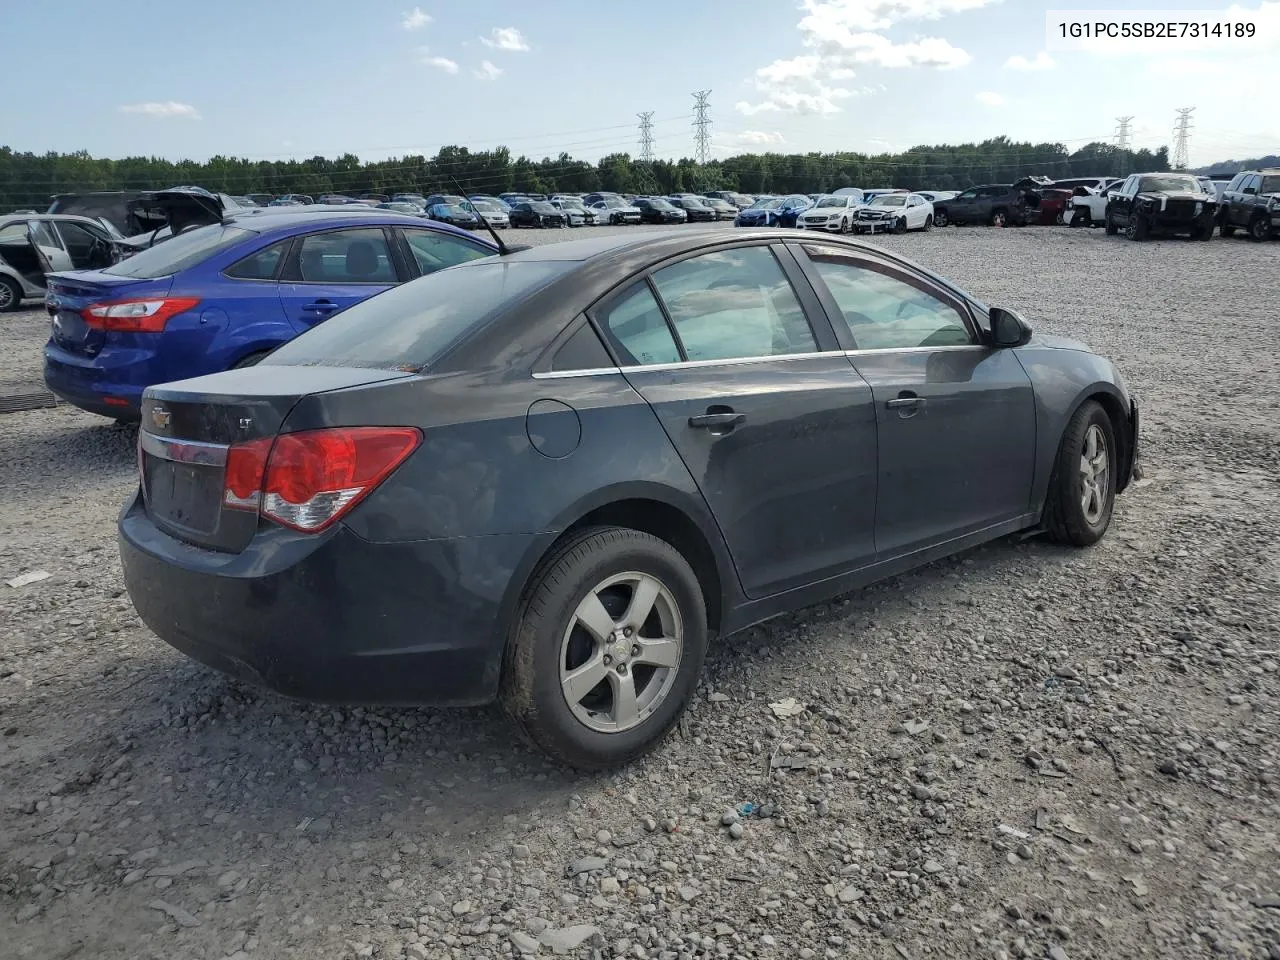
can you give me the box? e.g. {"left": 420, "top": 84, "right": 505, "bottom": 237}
{"left": 692, "top": 90, "right": 712, "bottom": 165}
{"left": 1172, "top": 107, "right": 1195, "bottom": 170}
{"left": 637, "top": 111, "right": 655, "bottom": 163}
{"left": 1113, "top": 116, "right": 1134, "bottom": 175}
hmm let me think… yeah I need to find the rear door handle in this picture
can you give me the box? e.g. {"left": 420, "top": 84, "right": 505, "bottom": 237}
{"left": 688, "top": 412, "right": 745, "bottom": 429}
{"left": 885, "top": 397, "right": 922, "bottom": 409}
{"left": 302, "top": 300, "right": 339, "bottom": 314}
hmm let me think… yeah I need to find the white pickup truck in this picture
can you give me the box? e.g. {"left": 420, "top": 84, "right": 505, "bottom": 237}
{"left": 1063, "top": 177, "right": 1125, "bottom": 227}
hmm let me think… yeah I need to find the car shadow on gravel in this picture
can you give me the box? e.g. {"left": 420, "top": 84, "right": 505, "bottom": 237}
{"left": 0, "top": 416, "right": 137, "bottom": 478}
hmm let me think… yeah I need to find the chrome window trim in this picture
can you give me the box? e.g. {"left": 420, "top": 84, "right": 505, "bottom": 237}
{"left": 139, "top": 431, "right": 229, "bottom": 467}
{"left": 534, "top": 344, "right": 993, "bottom": 379}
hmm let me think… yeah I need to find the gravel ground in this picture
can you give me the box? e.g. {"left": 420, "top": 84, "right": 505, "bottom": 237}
{"left": 2, "top": 223, "right": 1278, "bottom": 960}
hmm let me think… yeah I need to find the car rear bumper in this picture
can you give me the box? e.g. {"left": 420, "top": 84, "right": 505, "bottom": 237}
{"left": 44, "top": 343, "right": 147, "bottom": 418}
{"left": 118, "top": 489, "right": 549, "bottom": 706}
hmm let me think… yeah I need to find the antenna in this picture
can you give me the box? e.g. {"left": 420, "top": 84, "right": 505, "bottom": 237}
{"left": 637, "top": 111, "right": 655, "bottom": 163}
{"left": 449, "top": 177, "right": 527, "bottom": 256}
{"left": 692, "top": 90, "right": 712, "bottom": 165}
{"left": 1114, "top": 116, "right": 1134, "bottom": 176}
{"left": 1172, "top": 107, "right": 1195, "bottom": 170}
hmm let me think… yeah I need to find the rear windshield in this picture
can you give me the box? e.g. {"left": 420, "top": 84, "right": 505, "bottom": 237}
{"left": 263, "top": 259, "right": 575, "bottom": 371}
{"left": 102, "top": 224, "right": 254, "bottom": 278}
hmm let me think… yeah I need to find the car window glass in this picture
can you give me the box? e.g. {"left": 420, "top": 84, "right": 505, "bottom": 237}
{"left": 225, "top": 239, "right": 289, "bottom": 280}
{"left": 297, "top": 228, "right": 395, "bottom": 283}
{"left": 29, "top": 221, "right": 64, "bottom": 250}
{"left": 956, "top": 190, "right": 976, "bottom": 200}
{"left": 550, "top": 321, "right": 614, "bottom": 372}
{"left": 1260, "top": 175, "right": 1280, "bottom": 194}
{"left": 0, "top": 222, "right": 26, "bottom": 243}
{"left": 103, "top": 224, "right": 253, "bottom": 278}
{"left": 804, "top": 247, "right": 972, "bottom": 351}
{"left": 401, "top": 229, "right": 491, "bottom": 276}
{"left": 1243, "top": 175, "right": 1260, "bottom": 192}
{"left": 651, "top": 246, "right": 817, "bottom": 362}
{"left": 56, "top": 221, "right": 101, "bottom": 246}
{"left": 597, "top": 282, "right": 681, "bottom": 366}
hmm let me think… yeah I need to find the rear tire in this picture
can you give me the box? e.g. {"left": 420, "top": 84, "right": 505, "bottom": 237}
{"left": 0, "top": 276, "right": 22, "bottom": 312}
{"left": 934, "top": 210, "right": 948, "bottom": 227}
{"left": 990, "top": 209, "right": 1008, "bottom": 227}
{"left": 500, "top": 526, "right": 708, "bottom": 770}
{"left": 1043, "top": 400, "right": 1117, "bottom": 547}
{"left": 1105, "top": 211, "right": 1118, "bottom": 235}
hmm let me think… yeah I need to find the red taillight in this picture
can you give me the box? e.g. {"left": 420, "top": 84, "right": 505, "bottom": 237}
{"left": 220, "top": 427, "right": 421, "bottom": 532}
{"left": 81, "top": 297, "right": 200, "bottom": 333}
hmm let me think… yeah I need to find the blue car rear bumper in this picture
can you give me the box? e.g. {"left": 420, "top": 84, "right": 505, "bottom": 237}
{"left": 44, "top": 343, "right": 146, "bottom": 418}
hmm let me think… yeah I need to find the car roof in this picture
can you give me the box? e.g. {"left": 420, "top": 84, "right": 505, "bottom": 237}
{"left": 223, "top": 208, "right": 488, "bottom": 244}
{"left": 0, "top": 212, "right": 104, "bottom": 227}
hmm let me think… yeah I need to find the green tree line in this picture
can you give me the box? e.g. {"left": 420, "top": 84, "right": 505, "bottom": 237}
{"left": 0, "top": 137, "right": 1169, "bottom": 211}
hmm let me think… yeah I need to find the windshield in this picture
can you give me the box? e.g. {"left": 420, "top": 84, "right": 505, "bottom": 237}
{"left": 814, "top": 197, "right": 846, "bottom": 208}
{"left": 471, "top": 200, "right": 499, "bottom": 212}
{"left": 1137, "top": 175, "right": 1200, "bottom": 193}
{"left": 871, "top": 195, "right": 908, "bottom": 207}
{"left": 101, "top": 224, "right": 253, "bottom": 278}
{"left": 264, "top": 260, "right": 574, "bottom": 371}
{"left": 530, "top": 202, "right": 557, "bottom": 213}
{"left": 748, "top": 198, "right": 780, "bottom": 210}
{"left": 648, "top": 199, "right": 675, "bottom": 210}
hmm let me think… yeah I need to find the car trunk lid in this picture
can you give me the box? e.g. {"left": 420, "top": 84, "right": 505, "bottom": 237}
{"left": 138, "top": 366, "right": 416, "bottom": 552}
{"left": 45, "top": 271, "right": 174, "bottom": 356}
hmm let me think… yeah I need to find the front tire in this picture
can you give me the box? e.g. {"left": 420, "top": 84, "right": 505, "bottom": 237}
{"left": 1043, "top": 401, "right": 1117, "bottom": 547}
{"left": 501, "top": 527, "right": 708, "bottom": 770}
{"left": 990, "top": 209, "right": 1008, "bottom": 227}
{"left": 1125, "top": 215, "right": 1149, "bottom": 241}
{"left": 923, "top": 214, "right": 933, "bottom": 231}
{"left": 1249, "top": 215, "right": 1273, "bottom": 241}
{"left": 933, "top": 210, "right": 948, "bottom": 227}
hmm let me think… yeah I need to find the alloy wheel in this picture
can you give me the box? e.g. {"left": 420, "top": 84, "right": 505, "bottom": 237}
{"left": 559, "top": 571, "right": 683, "bottom": 734}
{"left": 1079, "top": 424, "right": 1110, "bottom": 525}
{"left": 1251, "top": 217, "right": 1272, "bottom": 241}
{"left": 0, "top": 281, "right": 14, "bottom": 311}
{"left": 992, "top": 211, "right": 1007, "bottom": 227}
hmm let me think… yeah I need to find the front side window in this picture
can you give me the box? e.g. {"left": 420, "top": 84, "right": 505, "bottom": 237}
{"left": 597, "top": 282, "right": 681, "bottom": 367}
{"left": 804, "top": 247, "right": 972, "bottom": 351}
{"left": 955, "top": 190, "right": 977, "bottom": 200}
{"left": 400, "top": 228, "right": 492, "bottom": 275}
{"left": 650, "top": 246, "right": 816, "bottom": 362}
{"left": 296, "top": 228, "right": 395, "bottom": 283}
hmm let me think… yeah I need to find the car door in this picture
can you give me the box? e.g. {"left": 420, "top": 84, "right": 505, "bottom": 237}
{"left": 277, "top": 226, "right": 400, "bottom": 331}
{"left": 1109, "top": 176, "right": 1137, "bottom": 226}
{"left": 1236, "top": 174, "right": 1261, "bottom": 225}
{"left": 52, "top": 219, "right": 118, "bottom": 269}
{"left": 905, "top": 195, "right": 927, "bottom": 229}
{"left": 789, "top": 241, "right": 1036, "bottom": 559}
{"left": 26, "top": 219, "right": 74, "bottom": 275}
{"left": 591, "top": 242, "right": 879, "bottom": 598}
{"left": 947, "top": 189, "right": 978, "bottom": 223}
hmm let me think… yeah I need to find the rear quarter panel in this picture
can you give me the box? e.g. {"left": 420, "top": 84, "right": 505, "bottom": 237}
{"left": 1014, "top": 345, "right": 1134, "bottom": 511}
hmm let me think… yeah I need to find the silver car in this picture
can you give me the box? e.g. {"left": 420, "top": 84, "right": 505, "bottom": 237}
{"left": 465, "top": 199, "right": 511, "bottom": 229}
{"left": 0, "top": 214, "right": 128, "bottom": 312}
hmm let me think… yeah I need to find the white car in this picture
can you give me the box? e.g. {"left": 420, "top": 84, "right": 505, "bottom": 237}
{"left": 589, "top": 199, "right": 642, "bottom": 225}
{"left": 853, "top": 193, "right": 935, "bottom": 233}
{"left": 796, "top": 195, "right": 864, "bottom": 232}
{"left": 550, "top": 197, "right": 597, "bottom": 226}
{"left": 1063, "top": 178, "right": 1124, "bottom": 227}
{"left": 464, "top": 199, "right": 511, "bottom": 229}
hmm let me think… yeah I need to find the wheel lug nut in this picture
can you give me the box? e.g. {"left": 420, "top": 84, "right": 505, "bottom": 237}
{"left": 623, "top": 627, "right": 633, "bottom": 637}
{"left": 603, "top": 655, "right": 612, "bottom": 665}
{"left": 617, "top": 664, "right": 627, "bottom": 675}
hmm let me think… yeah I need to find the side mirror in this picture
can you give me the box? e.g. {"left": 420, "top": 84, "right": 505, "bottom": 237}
{"left": 990, "top": 306, "right": 1033, "bottom": 348}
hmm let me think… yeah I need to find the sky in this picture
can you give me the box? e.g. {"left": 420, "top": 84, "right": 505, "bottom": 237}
{"left": 1, "top": 0, "right": 1276, "bottom": 169}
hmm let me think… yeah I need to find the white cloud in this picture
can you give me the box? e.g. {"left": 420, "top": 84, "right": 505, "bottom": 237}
{"left": 975, "top": 90, "right": 1006, "bottom": 106}
{"left": 719, "top": 130, "right": 788, "bottom": 149}
{"left": 1005, "top": 50, "right": 1055, "bottom": 70}
{"left": 736, "top": 0, "right": 994, "bottom": 115}
{"left": 401, "top": 7, "right": 431, "bottom": 30}
{"left": 423, "top": 55, "right": 459, "bottom": 73}
{"left": 480, "top": 27, "right": 529, "bottom": 51}
{"left": 118, "top": 101, "right": 201, "bottom": 119}
{"left": 473, "top": 60, "right": 503, "bottom": 81}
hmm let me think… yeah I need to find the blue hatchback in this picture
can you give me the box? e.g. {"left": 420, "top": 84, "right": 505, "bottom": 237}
{"left": 43, "top": 210, "right": 498, "bottom": 419}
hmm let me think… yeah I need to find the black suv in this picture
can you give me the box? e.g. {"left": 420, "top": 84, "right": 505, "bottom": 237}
{"left": 931, "top": 184, "right": 1031, "bottom": 227}
{"left": 1218, "top": 169, "right": 1280, "bottom": 241}
{"left": 1104, "top": 172, "right": 1217, "bottom": 241}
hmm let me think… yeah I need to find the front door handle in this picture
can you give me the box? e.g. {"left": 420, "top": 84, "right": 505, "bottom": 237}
{"left": 688, "top": 411, "right": 746, "bottom": 429}
{"left": 302, "top": 299, "right": 339, "bottom": 314}
{"left": 885, "top": 396, "right": 922, "bottom": 409}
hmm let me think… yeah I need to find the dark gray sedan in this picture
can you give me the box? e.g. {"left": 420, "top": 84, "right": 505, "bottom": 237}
{"left": 119, "top": 230, "right": 1140, "bottom": 769}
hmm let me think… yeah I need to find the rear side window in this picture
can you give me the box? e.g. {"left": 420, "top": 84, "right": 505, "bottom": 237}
{"left": 597, "top": 282, "right": 681, "bottom": 367}
{"left": 225, "top": 239, "right": 289, "bottom": 280}
{"left": 296, "top": 228, "right": 395, "bottom": 283}
{"left": 103, "top": 224, "right": 254, "bottom": 279}
{"left": 550, "top": 322, "right": 614, "bottom": 371}
{"left": 400, "top": 228, "right": 492, "bottom": 275}
{"left": 263, "top": 259, "right": 574, "bottom": 371}
{"left": 650, "top": 246, "right": 816, "bottom": 362}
